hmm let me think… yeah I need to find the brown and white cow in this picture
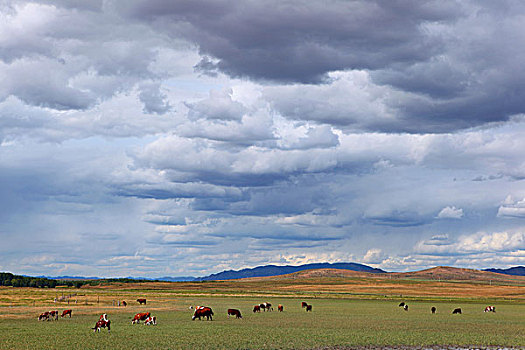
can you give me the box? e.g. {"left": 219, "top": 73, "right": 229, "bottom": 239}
{"left": 99, "top": 313, "right": 108, "bottom": 322}
{"left": 144, "top": 316, "right": 157, "bottom": 325}
{"left": 192, "top": 307, "right": 213, "bottom": 321}
{"left": 93, "top": 319, "right": 111, "bottom": 332}
{"left": 301, "top": 302, "right": 308, "bottom": 308}
{"left": 484, "top": 306, "right": 496, "bottom": 312}
{"left": 61, "top": 309, "right": 72, "bottom": 318}
{"left": 278, "top": 304, "right": 283, "bottom": 312}
{"left": 132, "top": 312, "right": 151, "bottom": 324}
{"left": 227, "top": 309, "right": 242, "bottom": 319}
{"left": 48, "top": 310, "right": 58, "bottom": 320}
{"left": 253, "top": 305, "right": 261, "bottom": 313}
{"left": 38, "top": 311, "right": 50, "bottom": 321}
{"left": 136, "top": 298, "right": 147, "bottom": 305}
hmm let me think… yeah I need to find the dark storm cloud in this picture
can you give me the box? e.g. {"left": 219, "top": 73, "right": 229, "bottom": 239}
{"left": 122, "top": 0, "right": 458, "bottom": 83}
{"left": 116, "top": 0, "right": 525, "bottom": 132}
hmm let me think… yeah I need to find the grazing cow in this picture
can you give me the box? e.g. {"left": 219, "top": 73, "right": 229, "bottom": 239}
{"left": 484, "top": 306, "right": 496, "bottom": 313}
{"left": 192, "top": 306, "right": 214, "bottom": 321}
{"left": 301, "top": 302, "right": 308, "bottom": 308}
{"left": 38, "top": 311, "right": 50, "bottom": 321}
{"left": 99, "top": 314, "right": 108, "bottom": 322}
{"left": 253, "top": 305, "right": 261, "bottom": 313}
{"left": 61, "top": 309, "right": 72, "bottom": 318}
{"left": 122, "top": 301, "right": 127, "bottom": 307}
{"left": 137, "top": 298, "right": 147, "bottom": 305}
{"left": 398, "top": 302, "right": 405, "bottom": 307}
{"left": 93, "top": 319, "right": 110, "bottom": 332}
{"left": 132, "top": 312, "right": 151, "bottom": 324}
{"left": 278, "top": 304, "right": 283, "bottom": 312}
{"left": 305, "top": 304, "right": 312, "bottom": 312}
{"left": 403, "top": 304, "right": 408, "bottom": 311}
{"left": 265, "top": 302, "right": 273, "bottom": 311}
{"left": 144, "top": 316, "right": 157, "bottom": 325}
{"left": 452, "top": 308, "right": 462, "bottom": 314}
{"left": 227, "top": 309, "right": 242, "bottom": 319}
{"left": 48, "top": 310, "right": 59, "bottom": 320}
{"left": 431, "top": 306, "right": 436, "bottom": 314}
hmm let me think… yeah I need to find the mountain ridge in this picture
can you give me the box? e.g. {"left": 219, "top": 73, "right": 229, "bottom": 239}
{"left": 194, "top": 262, "right": 386, "bottom": 281}
{"left": 10, "top": 264, "right": 525, "bottom": 282}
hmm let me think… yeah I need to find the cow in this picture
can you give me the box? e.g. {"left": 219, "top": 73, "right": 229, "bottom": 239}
{"left": 403, "top": 304, "right": 408, "bottom": 311}
{"left": 253, "top": 305, "right": 261, "bottom": 313}
{"left": 48, "top": 310, "right": 59, "bottom": 320}
{"left": 452, "top": 308, "right": 462, "bottom": 314}
{"left": 301, "top": 302, "right": 308, "bottom": 308}
{"left": 264, "top": 302, "right": 273, "bottom": 311}
{"left": 144, "top": 316, "right": 157, "bottom": 325}
{"left": 305, "top": 304, "right": 312, "bottom": 312}
{"left": 137, "top": 298, "right": 147, "bottom": 305}
{"left": 61, "top": 309, "right": 72, "bottom": 318}
{"left": 122, "top": 301, "right": 127, "bottom": 307}
{"left": 38, "top": 311, "right": 50, "bottom": 321}
{"left": 484, "top": 306, "right": 496, "bottom": 313}
{"left": 227, "top": 309, "right": 242, "bottom": 319}
{"left": 93, "top": 319, "right": 110, "bottom": 332}
{"left": 398, "top": 302, "right": 405, "bottom": 307}
{"left": 99, "top": 314, "right": 108, "bottom": 322}
{"left": 431, "top": 306, "right": 436, "bottom": 314}
{"left": 278, "top": 304, "right": 283, "bottom": 312}
{"left": 192, "top": 306, "right": 213, "bottom": 321}
{"left": 132, "top": 312, "right": 151, "bottom": 324}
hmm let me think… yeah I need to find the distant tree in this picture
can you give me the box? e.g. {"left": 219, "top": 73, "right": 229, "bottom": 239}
{"left": 11, "top": 279, "right": 22, "bottom": 287}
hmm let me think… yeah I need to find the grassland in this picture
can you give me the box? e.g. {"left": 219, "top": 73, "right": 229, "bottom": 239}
{"left": 0, "top": 268, "right": 524, "bottom": 349}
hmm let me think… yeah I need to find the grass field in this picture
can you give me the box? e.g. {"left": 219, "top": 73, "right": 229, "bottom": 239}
{"left": 1, "top": 270, "right": 524, "bottom": 349}
{"left": 1, "top": 294, "right": 524, "bottom": 349}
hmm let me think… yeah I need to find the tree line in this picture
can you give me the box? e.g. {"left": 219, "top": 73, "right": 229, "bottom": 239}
{"left": 1, "top": 272, "right": 158, "bottom": 288}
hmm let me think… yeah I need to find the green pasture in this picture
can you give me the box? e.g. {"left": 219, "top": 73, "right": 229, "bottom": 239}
{"left": 1, "top": 298, "right": 524, "bottom": 349}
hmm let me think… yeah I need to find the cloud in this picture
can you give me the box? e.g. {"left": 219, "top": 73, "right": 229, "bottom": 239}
{"left": 362, "top": 248, "right": 386, "bottom": 264}
{"left": 437, "top": 206, "right": 464, "bottom": 219}
{"left": 497, "top": 197, "right": 525, "bottom": 218}
{"left": 415, "top": 230, "right": 525, "bottom": 255}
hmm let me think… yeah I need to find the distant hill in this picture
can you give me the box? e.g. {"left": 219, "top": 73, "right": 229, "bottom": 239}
{"left": 195, "top": 262, "right": 385, "bottom": 281}
{"left": 483, "top": 266, "right": 525, "bottom": 276}
{"left": 390, "top": 266, "right": 525, "bottom": 282}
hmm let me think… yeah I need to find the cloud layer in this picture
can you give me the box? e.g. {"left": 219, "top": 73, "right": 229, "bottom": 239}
{"left": 1, "top": 1, "right": 525, "bottom": 277}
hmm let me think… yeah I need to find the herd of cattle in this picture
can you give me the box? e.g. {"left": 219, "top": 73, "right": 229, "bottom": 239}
{"left": 397, "top": 302, "right": 496, "bottom": 315}
{"left": 37, "top": 298, "right": 498, "bottom": 333}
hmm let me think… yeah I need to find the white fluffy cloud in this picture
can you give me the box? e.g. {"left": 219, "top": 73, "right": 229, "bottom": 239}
{"left": 437, "top": 206, "right": 464, "bottom": 219}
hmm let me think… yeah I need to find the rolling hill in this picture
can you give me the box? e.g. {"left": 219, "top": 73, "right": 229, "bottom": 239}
{"left": 194, "top": 262, "right": 386, "bottom": 281}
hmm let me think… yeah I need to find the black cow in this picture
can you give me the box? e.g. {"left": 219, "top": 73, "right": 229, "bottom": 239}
{"left": 305, "top": 304, "right": 312, "bottom": 312}
{"left": 431, "top": 306, "right": 436, "bottom": 314}
{"left": 452, "top": 308, "right": 462, "bottom": 314}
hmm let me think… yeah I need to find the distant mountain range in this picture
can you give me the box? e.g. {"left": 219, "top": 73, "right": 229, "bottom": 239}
{"left": 483, "top": 266, "right": 525, "bottom": 276}
{"left": 19, "top": 264, "right": 525, "bottom": 282}
{"left": 194, "top": 262, "right": 386, "bottom": 281}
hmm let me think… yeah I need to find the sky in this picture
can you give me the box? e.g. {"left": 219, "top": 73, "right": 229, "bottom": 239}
{"left": 1, "top": 0, "right": 525, "bottom": 278}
